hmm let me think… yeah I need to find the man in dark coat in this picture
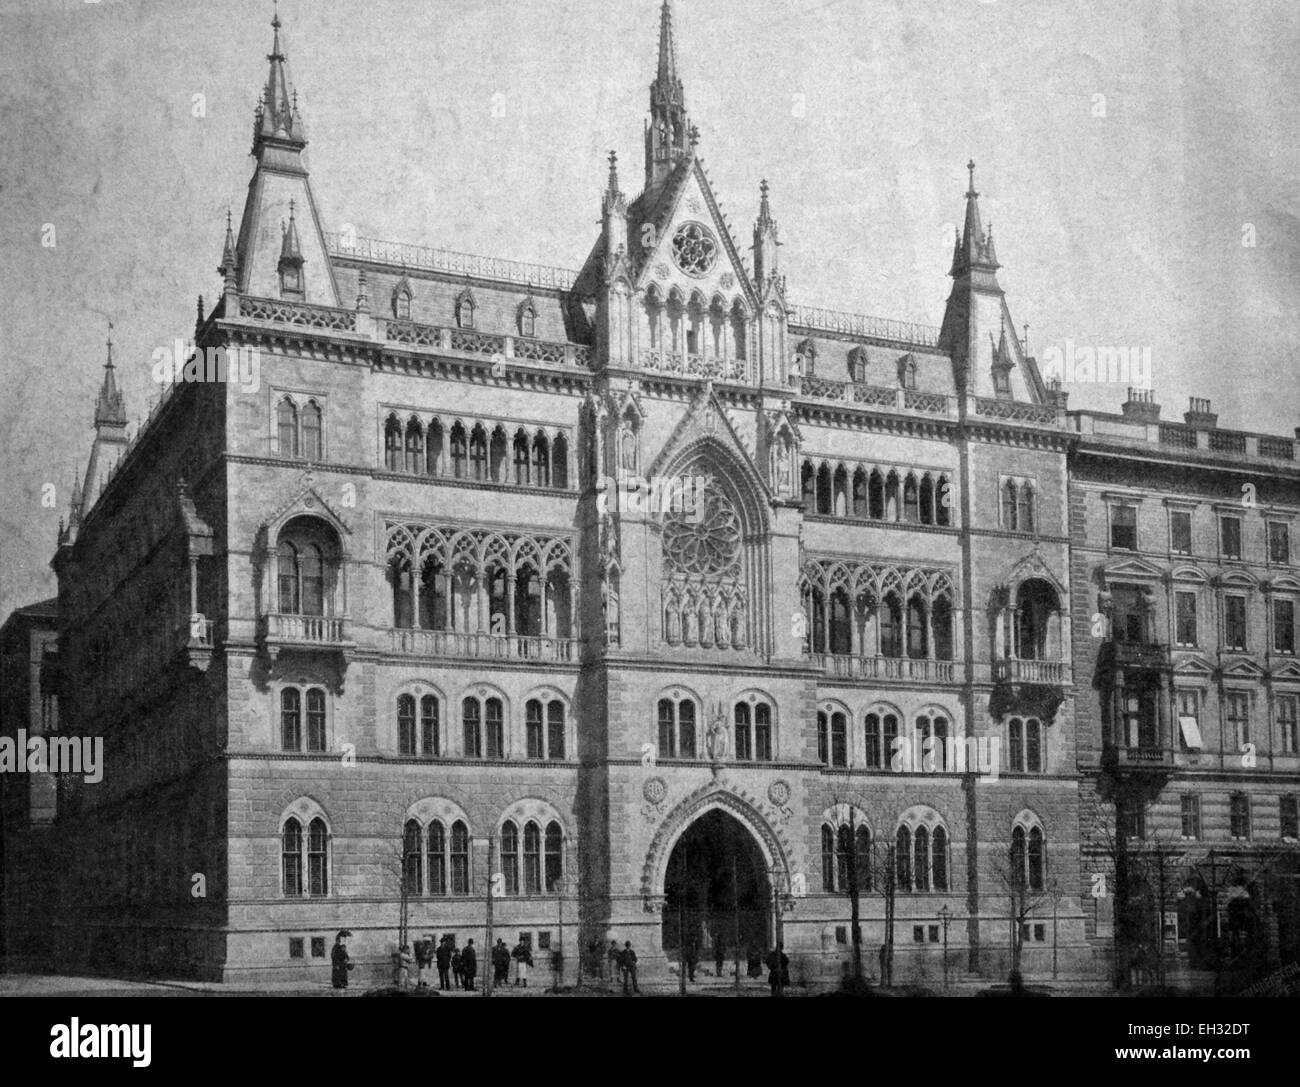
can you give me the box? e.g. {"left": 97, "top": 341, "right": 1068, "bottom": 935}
{"left": 766, "top": 943, "right": 790, "bottom": 996}
{"left": 621, "top": 941, "right": 639, "bottom": 994}
{"left": 493, "top": 939, "right": 510, "bottom": 985}
{"left": 461, "top": 939, "right": 478, "bottom": 991}
{"left": 331, "top": 933, "right": 353, "bottom": 990}
{"left": 713, "top": 929, "right": 726, "bottom": 978}
{"left": 435, "top": 937, "right": 453, "bottom": 990}
{"left": 683, "top": 934, "right": 698, "bottom": 982}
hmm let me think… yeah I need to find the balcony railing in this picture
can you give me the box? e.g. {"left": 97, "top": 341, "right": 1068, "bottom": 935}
{"left": 1101, "top": 640, "right": 1171, "bottom": 671}
{"left": 238, "top": 295, "right": 357, "bottom": 332}
{"left": 640, "top": 349, "right": 746, "bottom": 381}
{"left": 1107, "top": 744, "right": 1175, "bottom": 771}
{"left": 263, "top": 613, "right": 350, "bottom": 645}
{"left": 973, "top": 398, "right": 1059, "bottom": 426}
{"left": 812, "top": 653, "right": 957, "bottom": 683}
{"left": 389, "top": 629, "right": 579, "bottom": 663}
{"left": 786, "top": 304, "right": 941, "bottom": 348}
{"left": 324, "top": 233, "right": 579, "bottom": 291}
{"left": 993, "top": 658, "right": 1070, "bottom": 685}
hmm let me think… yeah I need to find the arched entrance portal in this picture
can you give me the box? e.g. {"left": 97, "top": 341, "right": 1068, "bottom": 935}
{"left": 662, "top": 809, "right": 771, "bottom": 967}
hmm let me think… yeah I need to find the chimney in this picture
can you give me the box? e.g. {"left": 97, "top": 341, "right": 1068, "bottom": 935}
{"left": 1046, "top": 376, "right": 1069, "bottom": 409}
{"left": 1121, "top": 386, "right": 1160, "bottom": 423}
{"left": 1185, "top": 397, "right": 1217, "bottom": 429}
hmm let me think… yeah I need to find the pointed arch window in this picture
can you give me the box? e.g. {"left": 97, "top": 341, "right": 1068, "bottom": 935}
{"left": 462, "top": 697, "right": 482, "bottom": 758}
{"left": 523, "top": 821, "right": 542, "bottom": 894}
{"left": 306, "top": 687, "right": 326, "bottom": 752}
{"left": 755, "top": 703, "right": 773, "bottom": 761}
{"left": 735, "top": 703, "right": 752, "bottom": 761}
{"left": 501, "top": 821, "right": 520, "bottom": 895}
{"left": 393, "top": 284, "right": 412, "bottom": 321}
{"left": 533, "top": 433, "right": 551, "bottom": 487}
{"left": 404, "top": 819, "right": 424, "bottom": 895}
{"left": 278, "top": 398, "right": 299, "bottom": 457}
{"left": 307, "top": 817, "right": 329, "bottom": 896}
{"left": 405, "top": 418, "right": 424, "bottom": 474}
{"left": 398, "top": 694, "right": 417, "bottom": 755}
{"left": 302, "top": 400, "right": 322, "bottom": 461}
{"left": 450, "top": 820, "right": 470, "bottom": 895}
{"left": 282, "top": 817, "right": 303, "bottom": 897}
{"left": 456, "top": 292, "right": 476, "bottom": 330}
{"left": 470, "top": 426, "right": 488, "bottom": 480}
{"left": 427, "top": 821, "right": 447, "bottom": 896}
{"left": 421, "top": 695, "right": 440, "bottom": 756}
{"left": 656, "top": 697, "right": 697, "bottom": 760}
{"left": 817, "top": 709, "right": 847, "bottom": 767}
{"left": 544, "top": 821, "right": 563, "bottom": 891}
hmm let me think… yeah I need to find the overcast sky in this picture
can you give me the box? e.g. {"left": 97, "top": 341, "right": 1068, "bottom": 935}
{"left": 2, "top": 0, "right": 1299, "bottom": 616}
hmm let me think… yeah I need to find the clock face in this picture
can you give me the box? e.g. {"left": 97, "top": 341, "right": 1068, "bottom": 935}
{"left": 671, "top": 221, "right": 719, "bottom": 276}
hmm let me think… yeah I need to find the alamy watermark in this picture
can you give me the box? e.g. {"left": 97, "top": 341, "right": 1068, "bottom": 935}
{"left": 1040, "top": 341, "right": 1151, "bottom": 388}
{"left": 151, "top": 340, "right": 261, "bottom": 393}
{"left": 0, "top": 729, "right": 103, "bottom": 784}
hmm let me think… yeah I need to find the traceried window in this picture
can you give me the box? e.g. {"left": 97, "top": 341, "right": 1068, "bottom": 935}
{"left": 1010, "top": 820, "right": 1046, "bottom": 892}
{"left": 656, "top": 697, "right": 697, "bottom": 759}
{"left": 282, "top": 815, "right": 329, "bottom": 897}
{"left": 670, "top": 222, "right": 719, "bottom": 276}
{"left": 864, "top": 710, "right": 899, "bottom": 769}
{"left": 817, "top": 709, "right": 848, "bottom": 768}
{"left": 397, "top": 693, "right": 439, "bottom": 756}
{"left": 733, "top": 701, "right": 774, "bottom": 762}
{"left": 525, "top": 697, "right": 566, "bottom": 761}
{"left": 281, "top": 686, "right": 327, "bottom": 752}
{"left": 896, "top": 815, "right": 948, "bottom": 892}
{"left": 662, "top": 478, "right": 741, "bottom": 578}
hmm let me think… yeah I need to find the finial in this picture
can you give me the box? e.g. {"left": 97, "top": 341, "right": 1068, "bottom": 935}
{"left": 966, "top": 159, "right": 976, "bottom": 195}
{"left": 689, "top": 124, "right": 700, "bottom": 148}
{"left": 289, "top": 197, "right": 296, "bottom": 220}
{"left": 760, "top": 178, "right": 769, "bottom": 199}
{"left": 106, "top": 320, "right": 114, "bottom": 366}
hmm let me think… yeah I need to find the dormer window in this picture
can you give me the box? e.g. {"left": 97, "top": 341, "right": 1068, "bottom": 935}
{"left": 392, "top": 280, "right": 413, "bottom": 321}
{"left": 993, "top": 366, "right": 1011, "bottom": 396}
{"left": 456, "top": 288, "right": 476, "bottom": 330}
{"left": 518, "top": 296, "right": 537, "bottom": 338}
{"left": 848, "top": 346, "right": 869, "bottom": 383}
{"left": 796, "top": 338, "right": 817, "bottom": 377}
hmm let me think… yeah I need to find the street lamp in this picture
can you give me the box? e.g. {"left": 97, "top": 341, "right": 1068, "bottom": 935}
{"left": 939, "top": 904, "right": 951, "bottom": 989}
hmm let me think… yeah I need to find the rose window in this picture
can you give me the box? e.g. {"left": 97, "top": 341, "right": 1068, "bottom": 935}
{"left": 663, "top": 477, "right": 741, "bottom": 577}
{"left": 671, "top": 222, "right": 719, "bottom": 276}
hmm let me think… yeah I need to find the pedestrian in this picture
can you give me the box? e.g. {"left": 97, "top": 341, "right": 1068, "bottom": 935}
{"left": 493, "top": 939, "right": 510, "bottom": 985}
{"left": 512, "top": 938, "right": 533, "bottom": 987}
{"left": 766, "top": 942, "right": 789, "bottom": 996}
{"left": 414, "top": 935, "right": 433, "bottom": 989}
{"left": 462, "top": 938, "right": 478, "bottom": 991}
{"left": 746, "top": 944, "right": 763, "bottom": 979}
{"left": 683, "top": 935, "right": 698, "bottom": 982}
{"left": 713, "top": 930, "right": 726, "bottom": 978}
{"left": 878, "top": 943, "right": 887, "bottom": 985}
{"left": 451, "top": 945, "right": 463, "bottom": 990}
{"left": 436, "top": 936, "right": 452, "bottom": 990}
{"left": 393, "top": 942, "right": 413, "bottom": 990}
{"left": 621, "top": 940, "right": 639, "bottom": 994}
{"left": 331, "top": 931, "right": 354, "bottom": 990}
{"left": 607, "top": 939, "right": 622, "bottom": 986}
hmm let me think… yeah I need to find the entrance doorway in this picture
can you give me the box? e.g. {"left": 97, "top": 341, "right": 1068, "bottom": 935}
{"left": 662, "top": 809, "right": 771, "bottom": 969}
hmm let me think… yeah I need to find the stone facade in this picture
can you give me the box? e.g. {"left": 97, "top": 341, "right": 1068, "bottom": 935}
{"left": 31, "top": 3, "right": 1287, "bottom": 989}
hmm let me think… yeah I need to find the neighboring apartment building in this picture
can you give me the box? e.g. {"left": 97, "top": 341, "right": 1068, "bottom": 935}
{"left": 1069, "top": 392, "right": 1300, "bottom": 987}
{"left": 4, "top": 3, "right": 1096, "bottom": 985}
{"left": 0, "top": 598, "right": 60, "bottom": 965}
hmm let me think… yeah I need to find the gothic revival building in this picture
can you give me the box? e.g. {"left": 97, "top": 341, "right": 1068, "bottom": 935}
{"left": 19, "top": 4, "right": 1098, "bottom": 984}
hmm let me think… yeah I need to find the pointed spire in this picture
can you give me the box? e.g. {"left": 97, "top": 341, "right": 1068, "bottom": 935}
{"left": 608, "top": 149, "right": 620, "bottom": 193}
{"left": 950, "top": 159, "right": 1000, "bottom": 279}
{"left": 256, "top": 4, "right": 306, "bottom": 149}
{"left": 280, "top": 199, "right": 303, "bottom": 262}
{"left": 754, "top": 178, "right": 781, "bottom": 291}
{"left": 656, "top": 1, "right": 680, "bottom": 94}
{"left": 94, "top": 325, "right": 126, "bottom": 428}
{"left": 218, "top": 209, "right": 237, "bottom": 279}
{"left": 69, "top": 468, "right": 83, "bottom": 527}
{"left": 645, "top": 1, "right": 691, "bottom": 191}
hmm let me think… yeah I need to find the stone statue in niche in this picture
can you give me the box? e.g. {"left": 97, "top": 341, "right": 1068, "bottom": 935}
{"left": 705, "top": 702, "right": 729, "bottom": 762}
{"left": 620, "top": 427, "right": 637, "bottom": 472}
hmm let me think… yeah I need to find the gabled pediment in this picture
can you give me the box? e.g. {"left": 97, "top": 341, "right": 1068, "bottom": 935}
{"left": 647, "top": 381, "right": 761, "bottom": 490}
{"left": 1004, "top": 549, "right": 1067, "bottom": 598}
{"left": 1172, "top": 653, "right": 1214, "bottom": 677}
{"left": 1270, "top": 658, "right": 1300, "bottom": 684}
{"left": 632, "top": 159, "right": 757, "bottom": 310}
{"left": 263, "top": 473, "right": 353, "bottom": 541}
{"left": 1102, "top": 556, "right": 1165, "bottom": 582}
{"left": 1221, "top": 656, "right": 1265, "bottom": 680}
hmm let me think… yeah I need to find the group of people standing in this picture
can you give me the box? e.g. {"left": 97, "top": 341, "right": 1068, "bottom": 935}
{"left": 402, "top": 934, "right": 476, "bottom": 990}
{"left": 491, "top": 938, "right": 535, "bottom": 986}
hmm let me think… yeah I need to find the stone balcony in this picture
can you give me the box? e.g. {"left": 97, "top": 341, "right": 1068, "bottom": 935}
{"left": 1104, "top": 743, "right": 1175, "bottom": 772}
{"left": 993, "top": 658, "right": 1071, "bottom": 686}
{"left": 1099, "top": 640, "right": 1171, "bottom": 673}
{"left": 389, "top": 629, "right": 579, "bottom": 664}
{"left": 260, "top": 613, "right": 354, "bottom": 662}
{"left": 811, "top": 653, "right": 959, "bottom": 684}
